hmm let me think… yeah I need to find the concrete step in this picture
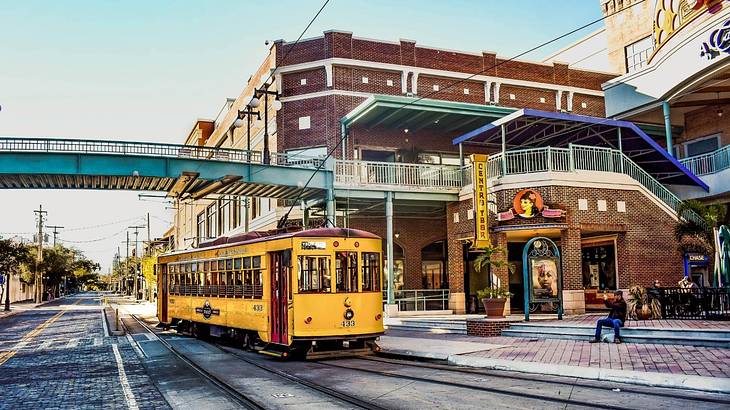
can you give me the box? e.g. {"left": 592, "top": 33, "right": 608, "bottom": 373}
{"left": 386, "top": 324, "right": 467, "bottom": 334}
{"left": 508, "top": 323, "right": 730, "bottom": 339}
{"left": 502, "top": 323, "right": 730, "bottom": 348}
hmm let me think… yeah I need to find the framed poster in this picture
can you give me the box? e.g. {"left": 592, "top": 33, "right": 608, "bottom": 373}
{"left": 530, "top": 257, "right": 559, "bottom": 301}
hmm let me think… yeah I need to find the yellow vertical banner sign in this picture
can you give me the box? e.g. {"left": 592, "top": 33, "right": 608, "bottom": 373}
{"left": 471, "top": 154, "right": 489, "bottom": 248}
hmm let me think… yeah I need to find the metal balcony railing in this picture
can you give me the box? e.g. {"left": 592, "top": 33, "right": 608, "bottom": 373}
{"left": 384, "top": 289, "right": 451, "bottom": 311}
{"left": 335, "top": 160, "right": 463, "bottom": 190}
{"left": 482, "top": 144, "right": 707, "bottom": 229}
{"left": 680, "top": 145, "right": 730, "bottom": 176}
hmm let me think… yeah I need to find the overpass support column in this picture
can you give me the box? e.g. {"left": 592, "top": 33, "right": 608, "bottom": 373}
{"left": 385, "top": 191, "right": 397, "bottom": 315}
{"left": 663, "top": 101, "right": 674, "bottom": 157}
{"left": 325, "top": 158, "right": 336, "bottom": 227}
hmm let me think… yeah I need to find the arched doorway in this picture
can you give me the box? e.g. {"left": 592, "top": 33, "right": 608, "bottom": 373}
{"left": 421, "top": 240, "right": 447, "bottom": 289}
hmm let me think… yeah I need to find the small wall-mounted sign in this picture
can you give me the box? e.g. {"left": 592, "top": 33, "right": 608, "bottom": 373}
{"left": 497, "top": 189, "right": 566, "bottom": 221}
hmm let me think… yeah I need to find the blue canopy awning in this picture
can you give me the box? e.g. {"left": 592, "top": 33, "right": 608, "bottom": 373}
{"left": 452, "top": 109, "right": 708, "bottom": 190}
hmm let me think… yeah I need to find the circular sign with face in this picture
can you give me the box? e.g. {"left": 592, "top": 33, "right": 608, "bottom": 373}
{"left": 513, "top": 189, "right": 544, "bottom": 218}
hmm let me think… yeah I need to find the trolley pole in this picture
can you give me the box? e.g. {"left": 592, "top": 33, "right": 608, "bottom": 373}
{"left": 34, "top": 205, "right": 47, "bottom": 303}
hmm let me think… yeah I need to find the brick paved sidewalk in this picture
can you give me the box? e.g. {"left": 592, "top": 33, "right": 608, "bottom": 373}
{"left": 464, "top": 336, "right": 730, "bottom": 378}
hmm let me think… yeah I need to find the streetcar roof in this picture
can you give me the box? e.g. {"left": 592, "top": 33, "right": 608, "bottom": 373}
{"left": 160, "top": 228, "right": 380, "bottom": 258}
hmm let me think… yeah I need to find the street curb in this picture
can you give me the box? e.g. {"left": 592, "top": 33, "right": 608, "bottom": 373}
{"left": 104, "top": 306, "right": 125, "bottom": 336}
{"left": 380, "top": 348, "right": 450, "bottom": 360}
{"left": 447, "top": 355, "right": 730, "bottom": 394}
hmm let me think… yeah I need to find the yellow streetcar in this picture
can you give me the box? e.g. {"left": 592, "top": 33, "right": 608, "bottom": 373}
{"left": 156, "top": 227, "right": 384, "bottom": 358}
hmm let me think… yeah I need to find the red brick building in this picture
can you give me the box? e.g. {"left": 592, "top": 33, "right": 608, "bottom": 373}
{"left": 175, "top": 30, "right": 707, "bottom": 315}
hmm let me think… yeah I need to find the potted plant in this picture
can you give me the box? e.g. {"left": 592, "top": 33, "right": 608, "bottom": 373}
{"left": 477, "top": 287, "right": 514, "bottom": 317}
{"left": 627, "top": 285, "right": 661, "bottom": 320}
{"left": 472, "top": 242, "right": 514, "bottom": 317}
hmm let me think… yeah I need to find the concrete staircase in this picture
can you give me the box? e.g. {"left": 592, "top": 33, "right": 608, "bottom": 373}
{"left": 385, "top": 318, "right": 467, "bottom": 334}
{"left": 501, "top": 323, "right": 730, "bottom": 348}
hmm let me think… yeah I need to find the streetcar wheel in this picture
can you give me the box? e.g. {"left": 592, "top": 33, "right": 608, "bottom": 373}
{"left": 242, "top": 333, "right": 252, "bottom": 351}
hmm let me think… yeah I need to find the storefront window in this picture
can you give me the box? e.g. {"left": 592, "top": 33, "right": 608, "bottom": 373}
{"left": 582, "top": 244, "right": 617, "bottom": 290}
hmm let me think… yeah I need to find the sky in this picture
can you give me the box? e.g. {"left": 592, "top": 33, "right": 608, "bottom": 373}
{"left": 0, "top": 0, "right": 604, "bottom": 272}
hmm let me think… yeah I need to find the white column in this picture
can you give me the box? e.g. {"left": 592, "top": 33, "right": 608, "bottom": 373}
{"left": 401, "top": 71, "right": 409, "bottom": 94}
{"left": 556, "top": 90, "right": 563, "bottom": 111}
{"left": 411, "top": 71, "right": 419, "bottom": 95}
{"left": 324, "top": 63, "right": 333, "bottom": 88}
{"left": 493, "top": 82, "right": 501, "bottom": 104}
{"left": 484, "top": 81, "right": 492, "bottom": 103}
{"left": 567, "top": 91, "right": 574, "bottom": 112}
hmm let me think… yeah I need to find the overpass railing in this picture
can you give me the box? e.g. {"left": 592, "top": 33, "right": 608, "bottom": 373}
{"left": 680, "top": 145, "right": 730, "bottom": 176}
{"left": 0, "top": 137, "right": 330, "bottom": 170}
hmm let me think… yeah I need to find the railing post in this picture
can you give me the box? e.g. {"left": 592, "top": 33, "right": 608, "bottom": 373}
{"left": 547, "top": 147, "right": 553, "bottom": 171}
{"left": 568, "top": 144, "right": 575, "bottom": 172}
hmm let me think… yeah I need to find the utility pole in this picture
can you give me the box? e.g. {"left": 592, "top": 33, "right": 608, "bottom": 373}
{"left": 146, "top": 213, "right": 151, "bottom": 256}
{"left": 46, "top": 225, "right": 64, "bottom": 247}
{"left": 128, "top": 225, "right": 145, "bottom": 300}
{"left": 125, "top": 232, "right": 130, "bottom": 296}
{"left": 33, "top": 205, "right": 47, "bottom": 303}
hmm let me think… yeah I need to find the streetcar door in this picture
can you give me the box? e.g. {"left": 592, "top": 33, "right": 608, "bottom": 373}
{"left": 159, "top": 264, "right": 168, "bottom": 323}
{"left": 270, "top": 250, "right": 291, "bottom": 344}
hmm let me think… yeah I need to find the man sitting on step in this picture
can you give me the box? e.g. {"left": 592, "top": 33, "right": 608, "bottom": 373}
{"left": 589, "top": 290, "right": 627, "bottom": 344}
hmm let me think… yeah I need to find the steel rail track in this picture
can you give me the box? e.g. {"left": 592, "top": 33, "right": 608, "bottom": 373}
{"left": 129, "top": 315, "right": 266, "bottom": 410}
{"left": 355, "top": 355, "right": 730, "bottom": 405}
{"left": 218, "top": 345, "right": 388, "bottom": 410}
{"left": 313, "top": 359, "right": 632, "bottom": 410}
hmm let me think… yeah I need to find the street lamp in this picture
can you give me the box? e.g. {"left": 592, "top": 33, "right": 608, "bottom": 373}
{"left": 252, "top": 83, "right": 282, "bottom": 165}
{"left": 233, "top": 108, "right": 261, "bottom": 162}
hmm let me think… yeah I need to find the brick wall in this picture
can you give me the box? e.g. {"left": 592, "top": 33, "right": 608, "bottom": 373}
{"left": 349, "top": 216, "right": 446, "bottom": 289}
{"left": 488, "top": 185, "right": 684, "bottom": 290}
{"left": 681, "top": 104, "right": 730, "bottom": 147}
{"left": 466, "top": 318, "right": 518, "bottom": 337}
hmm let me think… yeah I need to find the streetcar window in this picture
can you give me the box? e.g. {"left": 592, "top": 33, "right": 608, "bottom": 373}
{"left": 234, "top": 258, "right": 242, "bottom": 270}
{"left": 243, "top": 257, "right": 251, "bottom": 269}
{"left": 218, "top": 260, "right": 225, "bottom": 270}
{"left": 252, "top": 256, "right": 261, "bottom": 269}
{"left": 226, "top": 259, "right": 233, "bottom": 270}
{"left": 205, "top": 271, "right": 212, "bottom": 286}
{"left": 204, "top": 261, "right": 209, "bottom": 271}
{"left": 191, "top": 263, "right": 197, "bottom": 273}
{"left": 361, "top": 252, "right": 381, "bottom": 292}
{"left": 335, "top": 252, "right": 358, "bottom": 293}
{"left": 254, "top": 269, "right": 262, "bottom": 299}
{"left": 298, "top": 256, "right": 331, "bottom": 293}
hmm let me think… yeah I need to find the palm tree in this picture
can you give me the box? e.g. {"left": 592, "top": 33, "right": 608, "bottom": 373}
{"left": 675, "top": 200, "right": 728, "bottom": 255}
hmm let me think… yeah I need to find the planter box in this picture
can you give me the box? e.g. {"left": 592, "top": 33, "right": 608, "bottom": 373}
{"left": 481, "top": 298, "right": 507, "bottom": 318}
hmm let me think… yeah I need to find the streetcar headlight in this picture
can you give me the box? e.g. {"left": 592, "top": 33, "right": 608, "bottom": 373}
{"left": 304, "top": 316, "right": 312, "bottom": 324}
{"left": 375, "top": 313, "right": 382, "bottom": 321}
{"left": 344, "top": 309, "right": 355, "bottom": 320}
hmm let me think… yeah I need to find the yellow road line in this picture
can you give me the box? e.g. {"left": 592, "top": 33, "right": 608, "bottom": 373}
{"left": 0, "top": 299, "right": 82, "bottom": 367}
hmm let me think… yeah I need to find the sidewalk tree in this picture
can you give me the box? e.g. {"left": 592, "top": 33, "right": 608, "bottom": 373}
{"left": 0, "top": 238, "right": 33, "bottom": 310}
{"left": 37, "top": 245, "right": 99, "bottom": 296}
{"left": 675, "top": 200, "right": 728, "bottom": 255}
